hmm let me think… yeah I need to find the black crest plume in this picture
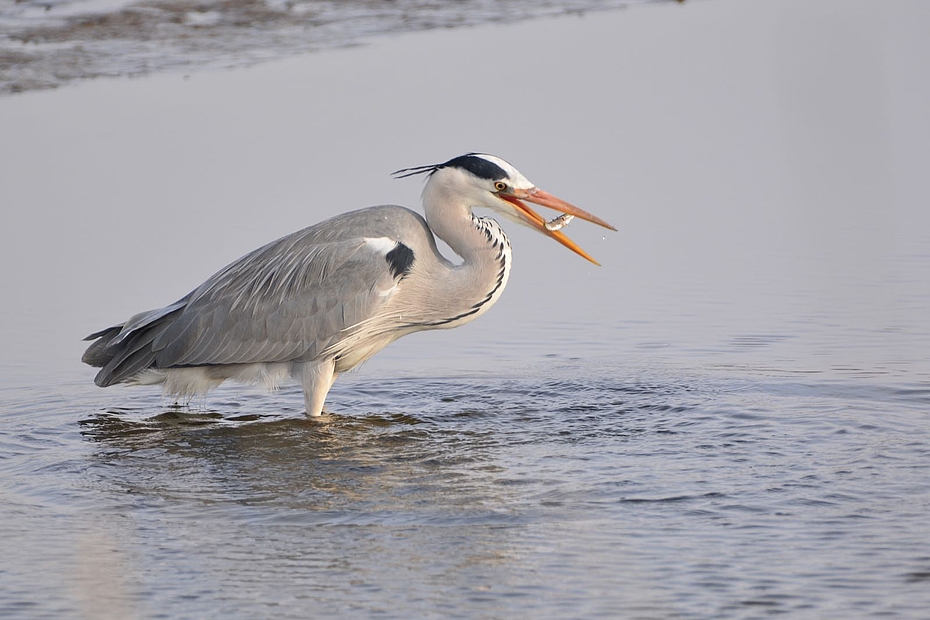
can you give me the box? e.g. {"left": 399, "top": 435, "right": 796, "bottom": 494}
{"left": 392, "top": 153, "right": 508, "bottom": 181}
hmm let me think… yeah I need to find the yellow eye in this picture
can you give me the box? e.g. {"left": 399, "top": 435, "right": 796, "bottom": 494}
{"left": 494, "top": 181, "right": 508, "bottom": 192}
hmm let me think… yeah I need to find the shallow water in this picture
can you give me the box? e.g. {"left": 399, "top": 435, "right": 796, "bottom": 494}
{"left": 2, "top": 0, "right": 930, "bottom": 617}
{"left": 4, "top": 366, "right": 930, "bottom": 618}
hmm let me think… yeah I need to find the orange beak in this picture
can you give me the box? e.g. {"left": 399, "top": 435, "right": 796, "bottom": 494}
{"left": 500, "top": 188, "right": 617, "bottom": 265}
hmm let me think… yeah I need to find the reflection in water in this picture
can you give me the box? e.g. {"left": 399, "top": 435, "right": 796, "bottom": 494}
{"left": 78, "top": 390, "right": 516, "bottom": 525}
{"left": 67, "top": 373, "right": 695, "bottom": 617}
{"left": 3, "top": 366, "right": 930, "bottom": 617}
{"left": 72, "top": 524, "right": 139, "bottom": 620}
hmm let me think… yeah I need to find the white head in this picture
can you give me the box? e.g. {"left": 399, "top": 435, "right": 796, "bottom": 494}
{"left": 394, "top": 153, "right": 616, "bottom": 264}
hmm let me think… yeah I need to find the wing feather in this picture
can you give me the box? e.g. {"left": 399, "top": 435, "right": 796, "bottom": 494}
{"left": 150, "top": 223, "right": 406, "bottom": 369}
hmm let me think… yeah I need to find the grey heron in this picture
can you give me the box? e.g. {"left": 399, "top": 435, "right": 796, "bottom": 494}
{"left": 83, "top": 153, "right": 616, "bottom": 416}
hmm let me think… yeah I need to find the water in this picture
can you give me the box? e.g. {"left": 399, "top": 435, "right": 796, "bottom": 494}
{"left": 2, "top": 0, "right": 930, "bottom": 617}
{"left": 4, "top": 369, "right": 930, "bottom": 618}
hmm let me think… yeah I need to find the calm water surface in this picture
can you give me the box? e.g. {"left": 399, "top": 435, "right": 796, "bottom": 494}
{"left": 2, "top": 0, "right": 930, "bottom": 617}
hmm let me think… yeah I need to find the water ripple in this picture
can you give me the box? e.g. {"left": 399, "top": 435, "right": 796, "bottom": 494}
{"left": 2, "top": 367, "right": 930, "bottom": 618}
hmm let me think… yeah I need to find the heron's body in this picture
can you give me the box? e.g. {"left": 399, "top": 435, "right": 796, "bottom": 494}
{"left": 83, "top": 154, "right": 614, "bottom": 416}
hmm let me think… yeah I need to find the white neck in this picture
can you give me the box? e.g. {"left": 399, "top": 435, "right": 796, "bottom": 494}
{"left": 415, "top": 175, "right": 513, "bottom": 328}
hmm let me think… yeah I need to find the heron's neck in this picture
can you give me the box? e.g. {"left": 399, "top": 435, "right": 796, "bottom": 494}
{"left": 422, "top": 193, "right": 512, "bottom": 327}
{"left": 422, "top": 184, "right": 503, "bottom": 262}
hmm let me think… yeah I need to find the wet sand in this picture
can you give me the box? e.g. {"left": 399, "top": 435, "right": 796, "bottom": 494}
{"left": 0, "top": 0, "right": 663, "bottom": 94}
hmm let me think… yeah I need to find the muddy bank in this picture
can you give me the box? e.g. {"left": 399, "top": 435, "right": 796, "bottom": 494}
{"left": 0, "top": 0, "right": 673, "bottom": 95}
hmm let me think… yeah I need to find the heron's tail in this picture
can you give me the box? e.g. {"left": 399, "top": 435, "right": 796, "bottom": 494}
{"left": 82, "top": 301, "right": 186, "bottom": 387}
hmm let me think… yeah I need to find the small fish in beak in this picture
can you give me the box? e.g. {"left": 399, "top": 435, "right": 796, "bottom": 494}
{"left": 544, "top": 213, "right": 575, "bottom": 232}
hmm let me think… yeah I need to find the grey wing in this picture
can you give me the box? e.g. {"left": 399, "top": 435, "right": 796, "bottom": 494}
{"left": 151, "top": 234, "right": 402, "bottom": 368}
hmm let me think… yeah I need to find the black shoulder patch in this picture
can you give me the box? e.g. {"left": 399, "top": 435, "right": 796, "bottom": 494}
{"left": 439, "top": 154, "right": 507, "bottom": 181}
{"left": 385, "top": 242, "right": 415, "bottom": 279}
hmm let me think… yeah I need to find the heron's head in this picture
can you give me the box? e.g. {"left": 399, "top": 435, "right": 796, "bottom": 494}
{"left": 394, "top": 153, "right": 616, "bottom": 265}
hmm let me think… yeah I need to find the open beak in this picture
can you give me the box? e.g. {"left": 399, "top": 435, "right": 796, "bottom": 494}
{"left": 500, "top": 188, "right": 617, "bottom": 265}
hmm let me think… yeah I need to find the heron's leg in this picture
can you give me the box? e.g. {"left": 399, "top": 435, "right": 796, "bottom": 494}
{"left": 297, "top": 357, "right": 336, "bottom": 417}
